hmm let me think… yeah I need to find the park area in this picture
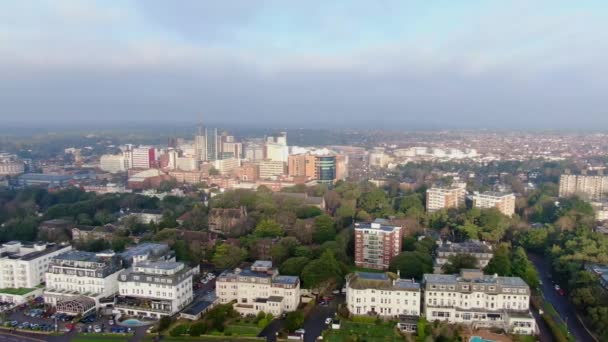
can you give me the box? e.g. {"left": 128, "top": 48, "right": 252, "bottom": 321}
{"left": 323, "top": 320, "right": 404, "bottom": 342}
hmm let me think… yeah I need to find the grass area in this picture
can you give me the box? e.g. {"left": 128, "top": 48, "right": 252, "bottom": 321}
{"left": 71, "top": 335, "right": 130, "bottom": 342}
{"left": 144, "top": 337, "right": 262, "bottom": 342}
{"left": 0, "top": 287, "right": 36, "bottom": 295}
{"left": 323, "top": 321, "right": 402, "bottom": 342}
{"left": 208, "top": 322, "right": 261, "bottom": 337}
{"left": 541, "top": 301, "right": 575, "bottom": 342}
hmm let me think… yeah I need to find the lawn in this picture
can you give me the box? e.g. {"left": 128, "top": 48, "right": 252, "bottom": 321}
{"left": 208, "top": 321, "right": 261, "bottom": 337}
{"left": 323, "top": 321, "right": 403, "bottom": 342}
{"left": 0, "top": 287, "right": 36, "bottom": 295}
{"left": 144, "top": 337, "right": 262, "bottom": 342}
{"left": 71, "top": 335, "right": 130, "bottom": 342}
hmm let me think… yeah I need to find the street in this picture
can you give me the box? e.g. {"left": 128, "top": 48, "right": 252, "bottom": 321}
{"left": 528, "top": 253, "right": 595, "bottom": 342}
{"left": 258, "top": 294, "right": 344, "bottom": 342}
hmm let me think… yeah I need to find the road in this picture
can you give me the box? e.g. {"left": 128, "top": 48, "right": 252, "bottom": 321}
{"left": 528, "top": 253, "right": 595, "bottom": 342}
{"left": 259, "top": 295, "right": 344, "bottom": 342}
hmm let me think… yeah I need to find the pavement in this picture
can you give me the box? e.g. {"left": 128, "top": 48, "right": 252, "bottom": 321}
{"left": 258, "top": 294, "right": 344, "bottom": 342}
{"left": 528, "top": 253, "right": 595, "bottom": 342}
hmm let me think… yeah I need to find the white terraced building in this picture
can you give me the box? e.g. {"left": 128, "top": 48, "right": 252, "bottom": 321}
{"left": 44, "top": 250, "right": 123, "bottom": 312}
{"left": 423, "top": 269, "right": 536, "bottom": 335}
{"left": 0, "top": 241, "right": 72, "bottom": 290}
{"left": 116, "top": 261, "right": 194, "bottom": 318}
{"left": 345, "top": 272, "right": 421, "bottom": 317}
{"left": 217, "top": 260, "right": 300, "bottom": 316}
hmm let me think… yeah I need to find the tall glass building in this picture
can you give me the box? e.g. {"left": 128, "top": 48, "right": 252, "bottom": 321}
{"left": 316, "top": 156, "right": 336, "bottom": 185}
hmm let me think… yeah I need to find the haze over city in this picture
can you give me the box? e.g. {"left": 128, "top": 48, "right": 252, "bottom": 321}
{"left": 2, "top": 0, "right": 607, "bottom": 128}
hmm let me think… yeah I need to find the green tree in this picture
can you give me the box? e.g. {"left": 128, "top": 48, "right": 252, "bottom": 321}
{"left": 359, "top": 188, "right": 391, "bottom": 217}
{"left": 442, "top": 254, "right": 478, "bottom": 274}
{"left": 254, "top": 219, "right": 284, "bottom": 238}
{"left": 301, "top": 250, "right": 343, "bottom": 289}
{"left": 189, "top": 322, "right": 207, "bottom": 337}
{"left": 284, "top": 311, "right": 305, "bottom": 332}
{"left": 279, "top": 257, "right": 310, "bottom": 277}
{"left": 485, "top": 245, "right": 511, "bottom": 276}
{"left": 389, "top": 251, "right": 433, "bottom": 280}
{"left": 296, "top": 206, "right": 323, "bottom": 219}
{"left": 313, "top": 215, "right": 336, "bottom": 244}
{"left": 212, "top": 244, "right": 247, "bottom": 270}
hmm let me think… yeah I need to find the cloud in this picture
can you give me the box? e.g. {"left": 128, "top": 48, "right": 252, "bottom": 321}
{"left": 0, "top": 0, "right": 607, "bottom": 128}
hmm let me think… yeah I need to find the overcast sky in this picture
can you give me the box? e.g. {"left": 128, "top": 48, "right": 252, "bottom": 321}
{"left": 1, "top": 0, "right": 607, "bottom": 129}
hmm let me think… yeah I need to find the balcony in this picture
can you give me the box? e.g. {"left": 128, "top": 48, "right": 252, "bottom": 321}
{"left": 115, "top": 296, "right": 173, "bottom": 314}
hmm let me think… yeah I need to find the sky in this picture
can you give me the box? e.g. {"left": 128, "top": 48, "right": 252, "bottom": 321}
{"left": 1, "top": 0, "right": 607, "bottom": 129}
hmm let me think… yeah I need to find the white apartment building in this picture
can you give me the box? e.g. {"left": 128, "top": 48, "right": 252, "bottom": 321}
{"left": 423, "top": 269, "right": 536, "bottom": 335}
{"left": 472, "top": 191, "right": 516, "bottom": 216}
{"left": 434, "top": 240, "right": 493, "bottom": 273}
{"left": 0, "top": 161, "right": 25, "bottom": 176}
{"left": 0, "top": 241, "right": 72, "bottom": 289}
{"left": 559, "top": 174, "right": 608, "bottom": 200}
{"left": 345, "top": 272, "right": 421, "bottom": 317}
{"left": 99, "top": 154, "right": 128, "bottom": 173}
{"left": 44, "top": 250, "right": 123, "bottom": 311}
{"left": 131, "top": 147, "right": 154, "bottom": 169}
{"left": 257, "top": 160, "right": 286, "bottom": 179}
{"left": 213, "top": 157, "right": 241, "bottom": 175}
{"left": 116, "top": 261, "right": 194, "bottom": 318}
{"left": 426, "top": 186, "right": 467, "bottom": 213}
{"left": 217, "top": 261, "right": 300, "bottom": 316}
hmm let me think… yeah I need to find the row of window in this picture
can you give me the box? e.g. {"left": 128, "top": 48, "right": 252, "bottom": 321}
{"left": 429, "top": 284, "right": 527, "bottom": 293}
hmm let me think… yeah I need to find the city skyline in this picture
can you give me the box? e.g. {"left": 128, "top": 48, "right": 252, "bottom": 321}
{"left": 1, "top": 1, "right": 607, "bottom": 128}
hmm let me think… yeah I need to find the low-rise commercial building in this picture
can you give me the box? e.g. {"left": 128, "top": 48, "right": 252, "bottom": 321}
{"left": 345, "top": 272, "right": 421, "bottom": 317}
{"left": 423, "top": 269, "right": 536, "bottom": 335}
{"left": 217, "top": 261, "right": 300, "bottom": 316}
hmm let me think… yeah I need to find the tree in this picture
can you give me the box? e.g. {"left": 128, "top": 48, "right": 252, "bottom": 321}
{"left": 359, "top": 188, "right": 391, "bottom": 217}
{"left": 159, "top": 178, "right": 179, "bottom": 192}
{"left": 389, "top": 251, "right": 433, "bottom": 280}
{"left": 484, "top": 245, "right": 511, "bottom": 276}
{"left": 158, "top": 316, "right": 172, "bottom": 331}
{"left": 254, "top": 219, "right": 284, "bottom": 238}
{"left": 189, "top": 322, "right": 207, "bottom": 337}
{"left": 208, "top": 167, "right": 220, "bottom": 176}
{"left": 212, "top": 244, "right": 247, "bottom": 270}
{"left": 313, "top": 215, "right": 336, "bottom": 244}
{"left": 442, "top": 254, "right": 478, "bottom": 274}
{"left": 170, "top": 324, "right": 189, "bottom": 337}
{"left": 111, "top": 237, "right": 130, "bottom": 252}
{"left": 510, "top": 247, "right": 539, "bottom": 288}
{"left": 301, "top": 250, "right": 342, "bottom": 289}
{"left": 279, "top": 257, "right": 310, "bottom": 277}
{"left": 296, "top": 206, "right": 323, "bottom": 219}
{"left": 284, "top": 311, "right": 304, "bottom": 332}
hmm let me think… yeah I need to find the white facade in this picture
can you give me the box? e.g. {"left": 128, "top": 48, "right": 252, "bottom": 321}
{"left": 257, "top": 160, "right": 286, "bottom": 179}
{"left": 345, "top": 272, "right": 421, "bottom": 317}
{"left": 176, "top": 157, "right": 198, "bottom": 171}
{"left": 99, "top": 154, "right": 127, "bottom": 173}
{"left": 217, "top": 261, "right": 300, "bottom": 316}
{"left": 423, "top": 269, "right": 536, "bottom": 335}
{"left": 44, "top": 251, "right": 123, "bottom": 307}
{"left": 426, "top": 187, "right": 466, "bottom": 213}
{"left": 0, "top": 242, "right": 72, "bottom": 289}
{"left": 472, "top": 192, "right": 516, "bottom": 216}
{"left": 213, "top": 158, "right": 241, "bottom": 174}
{"left": 131, "top": 147, "right": 152, "bottom": 169}
{"left": 116, "top": 261, "right": 194, "bottom": 318}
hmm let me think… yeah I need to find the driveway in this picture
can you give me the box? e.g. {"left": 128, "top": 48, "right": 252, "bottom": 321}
{"left": 259, "top": 294, "right": 344, "bottom": 342}
{"left": 302, "top": 295, "right": 344, "bottom": 342}
{"left": 528, "top": 253, "right": 595, "bottom": 342}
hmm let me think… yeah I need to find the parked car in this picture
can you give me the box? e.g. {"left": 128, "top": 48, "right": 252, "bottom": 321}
{"left": 554, "top": 284, "right": 560, "bottom": 291}
{"left": 109, "top": 320, "right": 115, "bottom": 325}
{"left": 558, "top": 288, "right": 566, "bottom": 296}
{"left": 94, "top": 325, "right": 102, "bottom": 333}
{"left": 295, "top": 328, "right": 306, "bottom": 335}
{"left": 325, "top": 317, "right": 332, "bottom": 324}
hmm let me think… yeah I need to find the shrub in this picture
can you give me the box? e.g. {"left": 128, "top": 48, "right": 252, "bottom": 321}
{"left": 189, "top": 322, "right": 207, "bottom": 337}
{"left": 170, "top": 324, "right": 190, "bottom": 337}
